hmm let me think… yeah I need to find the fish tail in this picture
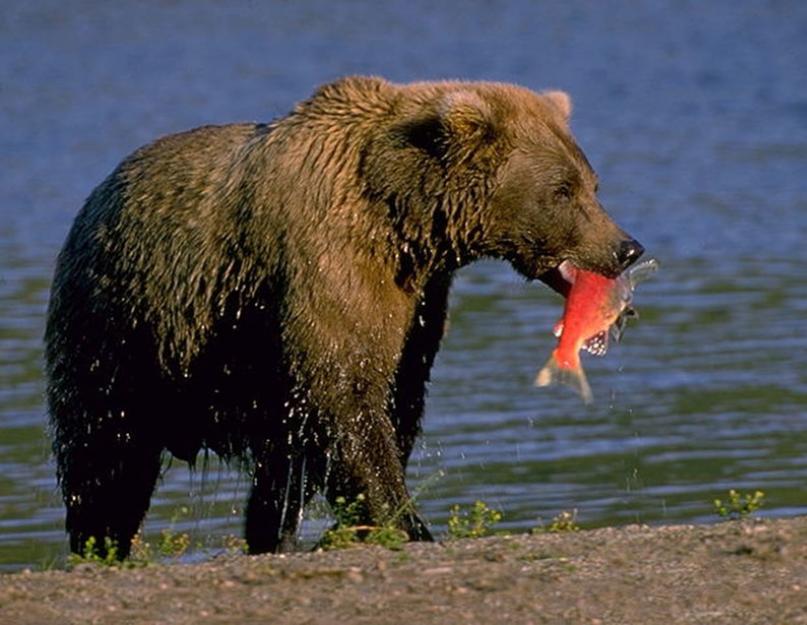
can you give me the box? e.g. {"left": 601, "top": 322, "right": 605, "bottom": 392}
{"left": 535, "top": 352, "right": 593, "bottom": 404}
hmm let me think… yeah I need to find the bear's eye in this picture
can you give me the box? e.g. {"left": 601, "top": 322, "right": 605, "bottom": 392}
{"left": 554, "top": 182, "right": 574, "bottom": 202}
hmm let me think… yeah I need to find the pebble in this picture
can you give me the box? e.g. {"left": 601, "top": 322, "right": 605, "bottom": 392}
{"left": 346, "top": 567, "right": 363, "bottom": 583}
{"left": 422, "top": 566, "right": 453, "bottom": 576}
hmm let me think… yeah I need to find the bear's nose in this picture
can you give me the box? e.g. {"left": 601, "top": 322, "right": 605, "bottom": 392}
{"left": 617, "top": 239, "right": 644, "bottom": 269}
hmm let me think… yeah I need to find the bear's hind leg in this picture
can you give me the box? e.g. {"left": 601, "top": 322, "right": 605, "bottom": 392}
{"left": 57, "top": 426, "right": 163, "bottom": 560}
{"left": 245, "top": 450, "right": 313, "bottom": 554}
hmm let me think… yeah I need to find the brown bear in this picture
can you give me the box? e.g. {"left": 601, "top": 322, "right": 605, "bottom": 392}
{"left": 45, "top": 76, "right": 643, "bottom": 558}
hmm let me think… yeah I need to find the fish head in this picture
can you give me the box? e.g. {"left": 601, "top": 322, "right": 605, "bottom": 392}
{"left": 550, "top": 264, "right": 634, "bottom": 357}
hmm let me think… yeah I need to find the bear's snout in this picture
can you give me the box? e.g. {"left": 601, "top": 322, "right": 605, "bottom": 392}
{"left": 616, "top": 238, "right": 644, "bottom": 270}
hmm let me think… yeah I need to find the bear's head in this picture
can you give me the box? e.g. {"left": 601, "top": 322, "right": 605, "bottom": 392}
{"left": 354, "top": 78, "right": 643, "bottom": 289}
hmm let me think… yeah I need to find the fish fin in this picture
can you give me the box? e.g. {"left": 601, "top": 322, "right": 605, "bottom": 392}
{"left": 583, "top": 331, "right": 609, "bottom": 357}
{"left": 628, "top": 258, "right": 659, "bottom": 289}
{"left": 535, "top": 355, "right": 593, "bottom": 404}
{"left": 611, "top": 306, "right": 638, "bottom": 342}
{"left": 552, "top": 319, "right": 564, "bottom": 338}
{"left": 610, "top": 319, "right": 625, "bottom": 343}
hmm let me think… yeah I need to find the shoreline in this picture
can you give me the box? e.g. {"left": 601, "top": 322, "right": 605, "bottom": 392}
{"left": 1, "top": 516, "right": 805, "bottom": 625}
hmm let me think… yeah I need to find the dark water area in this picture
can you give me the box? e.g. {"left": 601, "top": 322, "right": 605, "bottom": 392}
{"left": 1, "top": 1, "right": 806, "bottom": 571}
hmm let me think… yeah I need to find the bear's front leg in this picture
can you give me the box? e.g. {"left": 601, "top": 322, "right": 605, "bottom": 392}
{"left": 275, "top": 260, "right": 434, "bottom": 544}
{"left": 320, "top": 395, "right": 433, "bottom": 543}
{"left": 283, "top": 329, "right": 432, "bottom": 544}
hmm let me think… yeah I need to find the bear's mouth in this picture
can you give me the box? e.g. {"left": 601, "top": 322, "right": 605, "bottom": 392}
{"left": 537, "top": 260, "right": 574, "bottom": 297}
{"left": 539, "top": 257, "right": 628, "bottom": 296}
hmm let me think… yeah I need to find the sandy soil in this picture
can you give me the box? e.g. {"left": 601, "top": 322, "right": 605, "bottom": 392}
{"left": 1, "top": 517, "right": 806, "bottom": 625}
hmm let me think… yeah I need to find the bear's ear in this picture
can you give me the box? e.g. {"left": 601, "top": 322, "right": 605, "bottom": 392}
{"left": 438, "top": 90, "right": 494, "bottom": 140}
{"left": 394, "top": 90, "right": 494, "bottom": 158}
{"left": 543, "top": 90, "right": 573, "bottom": 122}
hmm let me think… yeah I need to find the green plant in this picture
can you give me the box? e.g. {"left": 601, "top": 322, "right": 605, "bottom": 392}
{"left": 548, "top": 510, "right": 580, "bottom": 533}
{"left": 319, "top": 472, "right": 445, "bottom": 550}
{"left": 153, "top": 506, "right": 191, "bottom": 558}
{"left": 364, "top": 524, "right": 408, "bottom": 550}
{"left": 157, "top": 527, "right": 191, "bottom": 558}
{"left": 714, "top": 489, "right": 765, "bottom": 520}
{"left": 66, "top": 506, "right": 194, "bottom": 569}
{"left": 446, "top": 500, "right": 502, "bottom": 539}
{"left": 320, "top": 524, "right": 360, "bottom": 550}
{"left": 333, "top": 494, "right": 368, "bottom": 528}
{"left": 320, "top": 494, "right": 367, "bottom": 549}
{"left": 129, "top": 531, "right": 151, "bottom": 563}
{"left": 117, "top": 507, "right": 192, "bottom": 565}
{"left": 319, "top": 494, "right": 411, "bottom": 550}
{"left": 67, "top": 536, "right": 121, "bottom": 568}
{"left": 221, "top": 534, "right": 248, "bottom": 554}
{"left": 532, "top": 510, "right": 581, "bottom": 534}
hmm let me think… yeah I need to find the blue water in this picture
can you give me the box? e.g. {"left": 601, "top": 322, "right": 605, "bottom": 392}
{"left": 2, "top": 1, "right": 806, "bottom": 571}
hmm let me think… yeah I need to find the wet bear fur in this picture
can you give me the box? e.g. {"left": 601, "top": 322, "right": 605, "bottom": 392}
{"left": 45, "top": 76, "right": 638, "bottom": 557}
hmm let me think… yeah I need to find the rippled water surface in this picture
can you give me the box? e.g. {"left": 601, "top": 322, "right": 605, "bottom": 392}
{"left": 2, "top": 1, "right": 806, "bottom": 571}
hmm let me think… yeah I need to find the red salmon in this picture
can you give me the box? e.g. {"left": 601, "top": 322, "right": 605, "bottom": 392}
{"left": 536, "top": 259, "right": 657, "bottom": 403}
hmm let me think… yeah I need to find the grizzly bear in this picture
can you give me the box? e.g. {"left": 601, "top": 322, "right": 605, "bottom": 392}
{"left": 45, "top": 76, "right": 643, "bottom": 558}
